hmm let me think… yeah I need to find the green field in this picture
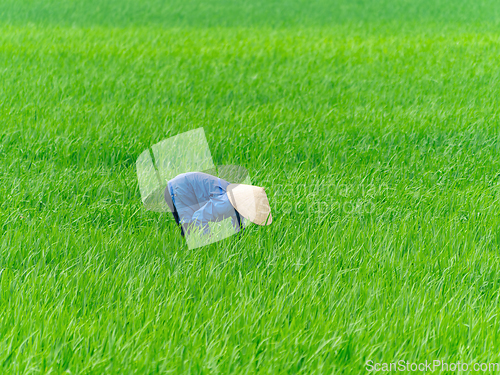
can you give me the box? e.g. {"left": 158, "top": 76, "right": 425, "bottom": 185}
{"left": 2, "top": 0, "right": 500, "bottom": 373}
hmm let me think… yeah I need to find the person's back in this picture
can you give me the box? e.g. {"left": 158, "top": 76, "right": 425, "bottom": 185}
{"left": 165, "top": 172, "right": 241, "bottom": 233}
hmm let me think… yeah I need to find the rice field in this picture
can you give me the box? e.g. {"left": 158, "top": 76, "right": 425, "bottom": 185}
{"left": 2, "top": 0, "right": 500, "bottom": 373}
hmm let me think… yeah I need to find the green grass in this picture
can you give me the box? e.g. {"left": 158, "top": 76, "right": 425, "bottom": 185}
{"left": 2, "top": 0, "right": 500, "bottom": 373}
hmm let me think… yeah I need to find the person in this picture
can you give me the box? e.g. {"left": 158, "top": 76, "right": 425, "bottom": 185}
{"left": 164, "top": 172, "right": 272, "bottom": 236}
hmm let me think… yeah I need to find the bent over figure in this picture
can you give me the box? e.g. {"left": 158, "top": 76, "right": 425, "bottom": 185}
{"left": 164, "top": 172, "right": 272, "bottom": 236}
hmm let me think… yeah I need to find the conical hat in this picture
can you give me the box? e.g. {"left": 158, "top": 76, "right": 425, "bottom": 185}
{"left": 227, "top": 184, "right": 272, "bottom": 225}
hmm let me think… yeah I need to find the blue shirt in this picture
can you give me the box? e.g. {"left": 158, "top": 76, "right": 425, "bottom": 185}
{"left": 165, "top": 172, "right": 241, "bottom": 232}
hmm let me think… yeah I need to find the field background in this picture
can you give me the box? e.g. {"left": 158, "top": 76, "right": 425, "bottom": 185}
{"left": 2, "top": 0, "right": 500, "bottom": 373}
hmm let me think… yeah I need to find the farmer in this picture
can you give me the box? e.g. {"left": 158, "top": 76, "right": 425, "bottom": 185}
{"left": 164, "top": 172, "right": 272, "bottom": 236}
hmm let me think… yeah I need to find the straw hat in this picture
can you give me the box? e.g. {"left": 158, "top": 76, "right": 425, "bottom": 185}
{"left": 227, "top": 184, "right": 272, "bottom": 225}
